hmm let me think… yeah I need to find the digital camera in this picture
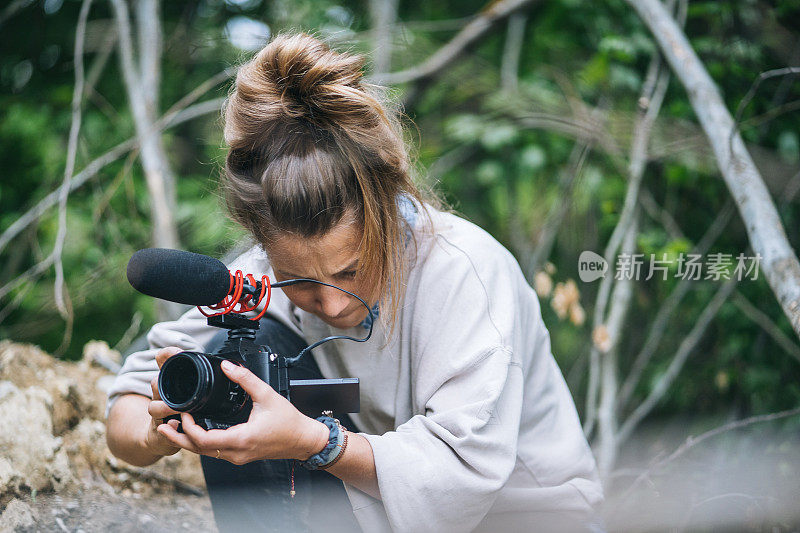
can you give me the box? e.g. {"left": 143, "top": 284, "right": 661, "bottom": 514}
{"left": 158, "top": 313, "right": 359, "bottom": 431}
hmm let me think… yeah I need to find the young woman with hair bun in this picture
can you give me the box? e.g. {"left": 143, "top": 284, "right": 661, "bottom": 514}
{"left": 106, "top": 33, "right": 604, "bottom": 532}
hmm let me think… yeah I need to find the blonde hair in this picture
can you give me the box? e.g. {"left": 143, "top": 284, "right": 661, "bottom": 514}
{"left": 221, "top": 32, "right": 431, "bottom": 328}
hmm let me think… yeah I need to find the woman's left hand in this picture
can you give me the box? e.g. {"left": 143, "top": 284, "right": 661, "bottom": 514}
{"left": 156, "top": 360, "right": 329, "bottom": 464}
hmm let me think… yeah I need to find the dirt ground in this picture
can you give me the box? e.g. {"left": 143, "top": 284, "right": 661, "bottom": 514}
{"left": 8, "top": 484, "right": 215, "bottom": 533}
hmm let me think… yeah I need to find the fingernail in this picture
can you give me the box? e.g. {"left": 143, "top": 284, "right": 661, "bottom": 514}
{"left": 221, "top": 360, "right": 235, "bottom": 372}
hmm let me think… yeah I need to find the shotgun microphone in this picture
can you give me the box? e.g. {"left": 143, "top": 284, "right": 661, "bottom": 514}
{"left": 126, "top": 248, "right": 232, "bottom": 306}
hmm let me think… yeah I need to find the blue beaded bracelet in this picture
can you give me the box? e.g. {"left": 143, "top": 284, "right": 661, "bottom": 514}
{"left": 299, "top": 416, "right": 345, "bottom": 470}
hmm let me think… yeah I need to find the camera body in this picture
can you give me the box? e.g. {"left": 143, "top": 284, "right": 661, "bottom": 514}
{"left": 158, "top": 313, "right": 359, "bottom": 431}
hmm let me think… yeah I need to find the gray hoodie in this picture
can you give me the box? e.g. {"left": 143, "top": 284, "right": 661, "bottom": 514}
{"left": 107, "top": 208, "right": 603, "bottom": 532}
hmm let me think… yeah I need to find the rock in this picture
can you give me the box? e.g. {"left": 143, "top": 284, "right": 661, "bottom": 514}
{"left": 0, "top": 381, "right": 74, "bottom": 497}
{"left": 0, "top": 499, "right": 37, "bottom": 533}
{"left": 0, "top": 340, "right": 206, "bottom": 506}
{"left": 81, "top": 340, "right": 122, "bottom": 372}
{"left": 62, "top": 419, "right": 108, "bottom": 483}
{"left": 0, "top": 341, "right": 109, "bottom": 435}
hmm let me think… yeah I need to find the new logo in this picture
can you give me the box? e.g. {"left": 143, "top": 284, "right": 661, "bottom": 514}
{"left": 578, "top": 251, "right": 608, "bottom": 282}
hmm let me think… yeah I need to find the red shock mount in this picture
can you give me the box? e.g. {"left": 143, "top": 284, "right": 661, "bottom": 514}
{"left": 197, "top": 269, "right": 272, "bottom": 321}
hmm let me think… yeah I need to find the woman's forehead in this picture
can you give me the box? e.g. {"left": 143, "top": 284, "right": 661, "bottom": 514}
{"left": 266, "top": 222, "right": 362, "bottom": 275}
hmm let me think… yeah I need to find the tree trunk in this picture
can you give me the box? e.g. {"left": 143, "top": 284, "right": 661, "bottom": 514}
{"left": 368, "top": 0, "right": 399, "bottom": 75}
{"left": 111, "top": 0, "right": 181, "bottom": 319}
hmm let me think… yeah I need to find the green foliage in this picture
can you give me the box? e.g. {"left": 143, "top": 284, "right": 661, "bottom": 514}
{"left": 0, "top": 0, "right": 799, "bottom": 426}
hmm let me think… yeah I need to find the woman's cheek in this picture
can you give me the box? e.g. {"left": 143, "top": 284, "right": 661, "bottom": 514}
{"left": 283, "top": 288, "right": 316, "bottom": 312}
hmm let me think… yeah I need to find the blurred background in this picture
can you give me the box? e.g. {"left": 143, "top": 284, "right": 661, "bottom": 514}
{"left": 1, "top": 0, "right": 799, "bottom": 530}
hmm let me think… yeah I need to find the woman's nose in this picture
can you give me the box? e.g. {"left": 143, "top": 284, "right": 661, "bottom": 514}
{"left": 317, "top": 285, "right": 350, "bottom": 317}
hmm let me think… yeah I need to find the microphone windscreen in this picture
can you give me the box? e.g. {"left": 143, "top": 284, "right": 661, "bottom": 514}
{"left": 127, "top": 248, "right": 232, "bottom": 306}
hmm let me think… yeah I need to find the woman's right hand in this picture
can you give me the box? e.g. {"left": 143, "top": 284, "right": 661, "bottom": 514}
{"left": 142, "top": 347, "right": 183, "bottom": 457}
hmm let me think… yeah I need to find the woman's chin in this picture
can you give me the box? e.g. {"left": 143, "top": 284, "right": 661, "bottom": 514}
{"left": 317, "top": 311, "right": 366, "bottom": 329}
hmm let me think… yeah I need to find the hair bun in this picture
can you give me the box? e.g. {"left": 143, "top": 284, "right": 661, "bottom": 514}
{"left": 236, "top": 33, "right": 366, "bottom": 125}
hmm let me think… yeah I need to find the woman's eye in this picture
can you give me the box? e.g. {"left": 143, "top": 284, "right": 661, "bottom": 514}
{"left": 339, "top": 270, "right": 357, "bottom": 279}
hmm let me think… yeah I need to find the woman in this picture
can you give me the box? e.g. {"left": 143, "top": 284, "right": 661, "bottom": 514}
{"left": 106, "top": 33, "right": 603, "bottom": 532}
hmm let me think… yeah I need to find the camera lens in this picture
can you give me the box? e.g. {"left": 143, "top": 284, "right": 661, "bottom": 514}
{"left": 160, "top": 355, "right": 200, "bottom": 406}
{"left": 158, "top": 352, "right": 249, "bottom": 419}
{"left": 158, "top": 352, "right": 211, "bottom": 412}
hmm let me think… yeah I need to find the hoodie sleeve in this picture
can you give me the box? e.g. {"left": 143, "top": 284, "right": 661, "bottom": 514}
{"left": 361, "top": 236, "right": 527, "bottom": 532}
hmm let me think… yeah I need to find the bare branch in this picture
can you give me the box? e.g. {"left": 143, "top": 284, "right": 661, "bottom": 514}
{"left": 0, "top": 96, "right": 224, "bottom": 257}
{"left": 584, "top": 49, "right": 670, "bottom": 439}
{"left": 52, "top": 0, "right": 93, "bottom": 323}
{"left": 617, "top": 278, "right": 738, "bottom": 445}
{"left": 0, "top": 256, "right": 55, "bottom": 302}
{"left": 112, "top": 310, "right": 143, "bottom": 356}
{"left": 369, "top": 0, "right": 399, "bottom": 75}
{"left": 0, "top": 0, "right": 33, "bottom": 27}
{"left": 92, "top": 149, "right": 138, "bottom": 223}
{"left": 732, "top": 291, "right": 800, "bottom": 365}
{"left": 638, "top": 186, "right": 686, "bottom": 242}
{"left": 162, "top": 70, "right": 233, "bottom": 121}
{"left": 111, "top": 0, "right": 179, "bottom": 262}
{"left": 595, "top": 211, "right": 639, "bottom": 475}
{"left": 136, "top": 0, "right": 161, "bottom": 117}
{"left": 0, "top": 140, "right": 133, "bottom": 257}
{"left": 627, "top": 0, "right": 800, "bottom": 339}
{"left": 525, "top": 143, "right": 590, "bottom": 276}
{"left": 0, "top": 273, "right": 36, "bottom": 324}
{"left": 617, "top": 405, "right": 800, "bottom": 506}
{"left": 496, "top": 93, "right": 800, "bottom": 195}
{"left": 53, "top": 291, "right": 74, "bottom": 358}
{"left": 511, "top": 110, "right": 625, "bottom": 162}
{"left": 616, "top": 200, "right": 735, "bottom": 411}
{"left": 602, "top": 55, "right": 670, "bottom": 309}
{"left": 500, "top": 13, "right": 527, "bottom": 92}
{"left": 371, "top": 0, "right": 539, "bottom": 86}
{"left": 84, "top": 25, "right": 117, "bottom": 101}
{"left": 730, "top": 67, "right": 800, "bottom": 151}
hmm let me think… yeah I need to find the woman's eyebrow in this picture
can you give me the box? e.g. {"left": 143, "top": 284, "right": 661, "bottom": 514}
{"left": 333, "top": 259, "right": 359, "bottom": 275}
{"left": 275, "top": 259, "right": 358, "bottom": 279}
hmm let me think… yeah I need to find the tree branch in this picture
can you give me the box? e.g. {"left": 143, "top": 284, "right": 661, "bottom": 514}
{"left": 730, "top": 67, "right": 800, "bottom": 152}
{"left": 638, "top": 186, "right": 686, "bottom": 242}
{"left": 500, "top": 12, "right": 527, "bottom": 91}
{"left": 616, "top": 200, "right": 735, "bottom": 411}
{"left": 617, "top": 405, "right": 800, "bottom": 507}
{"left": 84, "top": 25, "right": 117, "bottom": 102}
{"left": 732, "top": 290, "right": 800, "bottom": 365}
{"left": 368, "top": 0, "right": 399, "bottom": 75}
{"left": 0, "top": 96, "right": 224, "bottom": 257}
{"left": 0, "top": 255, "right": 54, "bottom": 304}
{"left": 617, "top": 278, "right": 738, "bottom": 445}
{"left": 111, "top": 0, "right": 180, "bottom": 268}
{"left": 595, "top": 211, "right": 639, "bottom": 475}
{"left": 52, "top": 0, "right": 93, "bottom": 322}
{"left": 136, "top": 0, "right": 161, "bottom": 117}
{"left": 371, "top": 0, "right": 539, "bottom": 86}
{"left": 584, "top": 47, "right": 670, "bottom": 439}
{"left": 627, "top": 0, "right": 800, "bottom": 339}
{"left": 525, "top": 143, "right": 590, "bottom": 276}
